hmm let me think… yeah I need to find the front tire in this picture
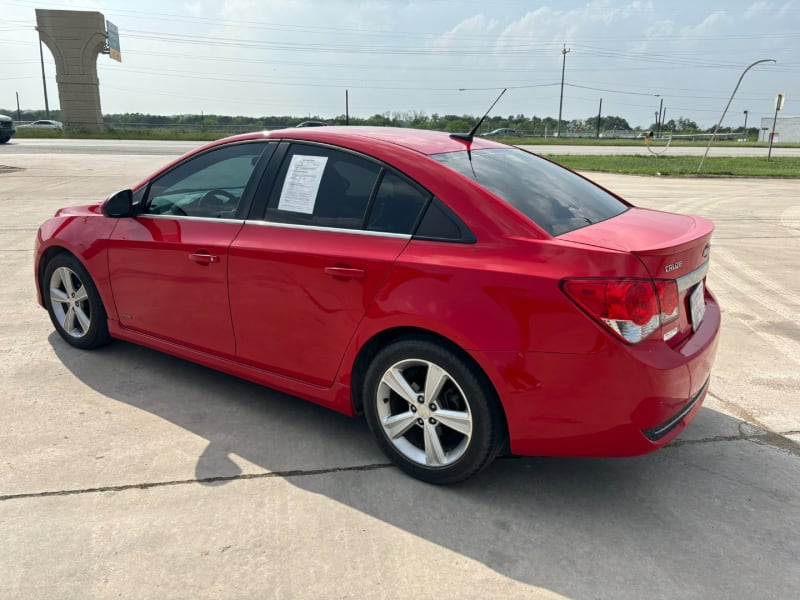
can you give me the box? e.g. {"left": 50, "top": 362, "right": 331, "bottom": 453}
{"left": 363, "top": 337, "right": 505, "bottom": 484}
{"left": 43, "top": 254, "right": 111, "bottom": 349}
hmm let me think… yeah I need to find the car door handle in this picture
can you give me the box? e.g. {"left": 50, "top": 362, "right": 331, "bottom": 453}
{"left": 189, "top": 251, "right": 219, "bottom": 265}
{"left": 324, "top": 266, "right": 365, "bottom": 279}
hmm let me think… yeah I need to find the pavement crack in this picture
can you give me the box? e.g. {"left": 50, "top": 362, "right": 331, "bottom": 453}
{"left": 667, "top": 435, "right": 744, "bottom": 447}
{"left": 0, "top": 462, "right": 393, "bottom": 502}
{"left": 667, "top": 430, "right": 800, "bottom": 457}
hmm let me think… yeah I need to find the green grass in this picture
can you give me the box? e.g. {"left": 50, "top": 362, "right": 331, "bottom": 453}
{"left": 544, "top": 154, "right": 800, "bottom": 178}
{"left": 13, "top": 127, "right": 225, "bottom": 141}
{"left": 508, "top": 136, "right": 800, "bottom": 148}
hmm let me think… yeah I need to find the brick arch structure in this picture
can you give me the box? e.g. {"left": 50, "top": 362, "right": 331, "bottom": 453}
{"left": 35, "top": 9, "right": 108, "bottom": 132}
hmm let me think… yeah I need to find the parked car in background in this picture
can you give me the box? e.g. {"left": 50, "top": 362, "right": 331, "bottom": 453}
{"left": 34, "top": 126, "right": 719, "bottom": 484}
{"left": 483, "top": 128, "right": 521, "bottom": 137}
{"left": 0, "top": 114, "right": 16, "bottom": 143}
{"left": 18, "top": 119, "right": 63, "bottom": 130}
{"left": 295, "top": 120, "right": 326, "bottom": 127}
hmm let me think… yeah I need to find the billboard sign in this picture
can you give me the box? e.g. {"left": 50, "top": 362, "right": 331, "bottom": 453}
{"left": 107, "top": 20, "right": 121, "bottom": 62}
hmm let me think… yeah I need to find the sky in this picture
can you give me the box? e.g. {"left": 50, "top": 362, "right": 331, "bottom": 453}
{"left": 3, "top": 0, "right": 799, "bottom": 128}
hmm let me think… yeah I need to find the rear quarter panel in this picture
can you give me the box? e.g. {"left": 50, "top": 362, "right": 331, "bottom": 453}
{"left": 337, "top": 235, "right": 653, "bottom": 395}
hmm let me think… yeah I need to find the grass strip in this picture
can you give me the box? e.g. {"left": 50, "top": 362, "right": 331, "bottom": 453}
{"left": 544, "top": 154, "right": 800, "bottom": 178}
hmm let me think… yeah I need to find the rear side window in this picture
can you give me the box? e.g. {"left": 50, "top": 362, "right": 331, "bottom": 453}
{"left": 366, "top": 171, "right": 429, "bottom": 234}
{"left": 267, "top": 144, "right": 381, "bottom": 229}
{"left": 432, "top": 148, "right": 628, "bottom": 236}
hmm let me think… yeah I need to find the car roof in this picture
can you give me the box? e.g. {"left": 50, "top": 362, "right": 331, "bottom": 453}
{"left": 218, "top": 126, "right": 507, "bottom": 156}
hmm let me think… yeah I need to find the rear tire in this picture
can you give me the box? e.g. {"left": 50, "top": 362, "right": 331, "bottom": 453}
{"left": 363, "top": 337, "right": 505, "bottom": 484}
{"left": 43, "top": 254, "right": 111, "bottom": 349}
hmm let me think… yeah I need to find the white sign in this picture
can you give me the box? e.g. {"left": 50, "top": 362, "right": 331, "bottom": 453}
{"left": 775, "top": 93, "right": 786, "bottom": 111}
{"left": 277, "top": 155, "right": 328, "bottom": 214}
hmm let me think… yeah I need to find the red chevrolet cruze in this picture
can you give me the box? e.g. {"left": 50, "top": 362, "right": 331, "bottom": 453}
{"left": 35, "top": 127, "right": 719, "bottom": 483}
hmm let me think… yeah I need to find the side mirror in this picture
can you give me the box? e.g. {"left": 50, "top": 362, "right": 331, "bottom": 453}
{"left": 104, "top": 189, "right": 134, "bottom": 218}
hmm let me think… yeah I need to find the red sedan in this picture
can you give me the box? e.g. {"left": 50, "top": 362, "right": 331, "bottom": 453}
{"left": 34, "top": 127, "right": 720, "bottom": 484}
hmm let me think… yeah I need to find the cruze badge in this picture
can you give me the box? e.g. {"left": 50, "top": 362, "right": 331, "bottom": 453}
{"left": 665, "top": 260, "right": 683, "bottom": 273}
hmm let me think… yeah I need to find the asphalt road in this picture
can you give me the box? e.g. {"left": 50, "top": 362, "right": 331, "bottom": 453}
{"left": 3, "top": 136, "right": 800, "bottom": 157}
{"left": 1, "top": 145, "right": 798, "bottom": 599}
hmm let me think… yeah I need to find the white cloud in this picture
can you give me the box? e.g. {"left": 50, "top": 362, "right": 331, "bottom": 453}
{"left": 183, "top": 1, "right": 206, "bottom": 18}
{"left": 679, "top": 10, "right": 729, "bottom": 41}
{"left": 744, "top": 1, "right": 771, "bottom": 19}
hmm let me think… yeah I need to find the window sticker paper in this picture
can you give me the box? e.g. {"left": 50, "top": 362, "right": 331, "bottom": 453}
{"left": 277, "top": 155, "right": 328, "bottom": 214}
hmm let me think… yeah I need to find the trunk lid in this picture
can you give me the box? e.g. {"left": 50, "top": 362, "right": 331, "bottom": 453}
{"left": 561, "top": 207, "right": 713, "bottom": 343}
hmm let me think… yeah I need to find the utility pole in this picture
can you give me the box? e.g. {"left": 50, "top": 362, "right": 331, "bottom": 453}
{"left": 596, "top": 98, "right": 602, "bottom": 138}
{"left": 656, "top": 98, "right": 663, "bottom": 137}
{"left": 16, "top": 92, "right": 22, "bottom": 121}
{"left": 345, "top": 89, "right": 349, "bottom": 126}
{"left": 557, "top": 44, "right": 570, "bottom": 138}
{"left": 37, "top": 28, "right": 50, "bottom": 119}
{"left": 742, "top": 110, "right": 749, "bottom": 140}
{"left": 768, "top": 93, "right": 785, "bottom": 161}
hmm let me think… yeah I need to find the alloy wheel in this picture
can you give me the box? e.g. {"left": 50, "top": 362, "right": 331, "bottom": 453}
{"left": 376, "top": 358, "right": 473, "bottom": 467}
{"left": 49, "top": 266, "right": 92, "bottom": 338}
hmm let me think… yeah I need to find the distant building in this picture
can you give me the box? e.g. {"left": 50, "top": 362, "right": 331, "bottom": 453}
{"left": 759, "top": 116, "right": 800, "bottom": 143}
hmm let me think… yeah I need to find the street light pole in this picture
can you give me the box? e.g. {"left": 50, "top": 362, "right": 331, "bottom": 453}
{"left": 697, "top": 58, "right": 775, "bottom": 174}
{"left": 557, "top": 44, "right": 570, "bottom": 138}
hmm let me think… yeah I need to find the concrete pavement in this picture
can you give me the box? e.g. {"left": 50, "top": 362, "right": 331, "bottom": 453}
{"left": 1, "top": 146, "right": 798, "bottom": 599}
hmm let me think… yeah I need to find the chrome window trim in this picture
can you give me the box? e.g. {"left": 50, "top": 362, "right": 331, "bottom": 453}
{"left": 676, "top": 260, "right": 709, "bottom": 293}
{"left": 244, "top": 219, "right": 411, "bottom": 239}
{"left": 138, "top": 214, "right": 245, "bottom": 224}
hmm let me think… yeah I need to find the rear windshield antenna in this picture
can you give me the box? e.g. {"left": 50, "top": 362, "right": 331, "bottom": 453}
{"left": 450, "top": 88, "right": 507, "bottom": 143}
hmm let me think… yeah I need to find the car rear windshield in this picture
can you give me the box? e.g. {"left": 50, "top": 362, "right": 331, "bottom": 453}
{"left": 432, "top": 148, "right": 628, "bottom": 236}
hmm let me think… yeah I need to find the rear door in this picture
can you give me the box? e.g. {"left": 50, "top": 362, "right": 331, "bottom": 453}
{"left": 108, "top": 141, "right": 273, "bottom": 356}
{"left": 229, "top": 142, "right": 430, "bottom": 386}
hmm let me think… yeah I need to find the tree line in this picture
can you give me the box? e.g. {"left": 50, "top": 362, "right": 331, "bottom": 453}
{"left": 1, "top": 108, "right": 760, "bottom": 137}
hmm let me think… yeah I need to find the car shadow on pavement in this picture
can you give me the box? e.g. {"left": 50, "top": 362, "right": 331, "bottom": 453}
{"left": 50, "top": 335, "right": 800, "bottom": 598}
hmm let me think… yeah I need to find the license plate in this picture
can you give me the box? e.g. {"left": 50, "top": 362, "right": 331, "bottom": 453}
{"left": 689, "top": 281, "right": 706, "bottom": 332}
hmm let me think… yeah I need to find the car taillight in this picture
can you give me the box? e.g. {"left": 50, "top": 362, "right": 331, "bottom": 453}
{"left": 563, "top": 278, "right": 680, "bottom": 344}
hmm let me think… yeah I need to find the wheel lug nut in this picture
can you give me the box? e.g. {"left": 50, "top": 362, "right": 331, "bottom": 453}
{"left": 429, "top": 417, "right": 437, "bottom": 425}
{"left": 410, "top": 405, "right": 417, "bottom": 413}
{"left": 417, "top": 418, "right": 424, "bottom": 426}
{"left": 429, "top": 403, "right": 437, "bottom": 411}
{"left": 417, "top": 395, "right": 425, "bottom": 404}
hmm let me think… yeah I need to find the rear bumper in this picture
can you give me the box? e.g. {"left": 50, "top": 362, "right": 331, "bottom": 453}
{"left": 643, "top": 376, "right": 709, "bottom": 441}
{"left": 481, "top": 292, "right": 720, "bottom": 457}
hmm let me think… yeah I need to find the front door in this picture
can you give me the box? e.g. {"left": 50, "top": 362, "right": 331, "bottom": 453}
{"left": 108, "top": 141, "right": 271, "bottom": 356}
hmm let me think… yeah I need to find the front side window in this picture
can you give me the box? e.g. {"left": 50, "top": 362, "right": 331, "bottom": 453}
{"left": 432, "top": 148, "right": 629, "bottom": 236}
{"left": 143, "top": 142, "right": 269, "bottom": 219}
